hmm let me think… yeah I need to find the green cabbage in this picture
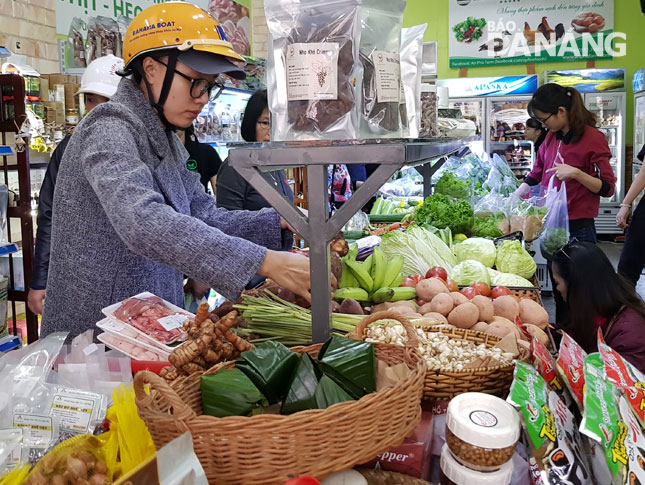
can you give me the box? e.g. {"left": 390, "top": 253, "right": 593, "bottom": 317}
{"left": 453, "top": 237, "right": 497, "bottom": 268}
{"left": 491, "top": 272, "right": 534, "bottom": 288}
{"left": 451, "top": 260, "right": 491, "bottom": 286}
{"left": 495, "top": 240, "right": 536, "bottom": 280}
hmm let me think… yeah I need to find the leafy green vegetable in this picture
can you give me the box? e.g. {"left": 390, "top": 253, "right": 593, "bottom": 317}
{"left": 414, "top": 194, "right": 475, "bottom": 236}
{"left": 452, "top": 17, "right": 487, "bottom": 42}
{"left": 495, "top": 240, "right": 537, "bottom": 279}
{"left": 491, "top": 272, "right": 534, "bottom": 288}
{"left": 453, "top": 237, "right": 497, "bottom": 268}
{"left": 473, "top": 215, "right": 503, "bottom": 239}
{"left": 380, "top": 225, "right": 457, "bottom": 277}
{"left": 434, "top": 172, "right": 471, "bottom": 200}
{"left": 452, "top": 260, "right": 491, "bottom": 286}
{"left": 540, "top": 228, "right": 569, "bottom": 258}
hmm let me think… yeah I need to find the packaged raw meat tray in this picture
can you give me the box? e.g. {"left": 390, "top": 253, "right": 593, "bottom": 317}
{"left": 102, "top": 292, "right": 191, "bottom": 346}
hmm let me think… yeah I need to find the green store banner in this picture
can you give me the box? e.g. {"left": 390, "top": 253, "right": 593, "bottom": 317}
{"left": 56, "top": 0, "right": 251, "bottom": 74}
{"left": 448, "top": 0, "right": 616, "bottom": 68}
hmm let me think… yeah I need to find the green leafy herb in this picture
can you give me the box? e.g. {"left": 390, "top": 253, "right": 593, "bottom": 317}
{"left": 540, "top": 228, "right": 569, "bottom": 258}
{"left": 414, "top": 194, "right": 474, "bottom": 236}
{"left": 434, "top": 172, "right": 471, "bottom": 200}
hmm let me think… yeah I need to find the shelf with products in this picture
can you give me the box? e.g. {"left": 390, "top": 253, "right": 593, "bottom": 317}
{"left": 228, "top": 137, "right": 476, "bottom": 343}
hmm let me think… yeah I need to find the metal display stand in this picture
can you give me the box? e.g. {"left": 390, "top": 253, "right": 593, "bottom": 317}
{"left": 229, "top": 138, "right": 475, "bottom": 343}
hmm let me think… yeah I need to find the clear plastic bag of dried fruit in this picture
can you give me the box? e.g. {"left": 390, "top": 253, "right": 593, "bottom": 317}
{"left": 358, "top": 0, "right": 406, "bottom": 139}
{"left": 265, "top": 0, "right": 363, "bottom": 141}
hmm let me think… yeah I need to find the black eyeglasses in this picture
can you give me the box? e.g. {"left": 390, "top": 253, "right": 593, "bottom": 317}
{"left": 153, "top": 58, "right": 224, "bottom": 100}
{"left": 536, "top": 113, "right": 554, "bottom": 126}
{"left": 256, "top": 120, "right": 270, "bottom": 128}
{"left": 555, "top": 237, "right": 579, "bottom": 260}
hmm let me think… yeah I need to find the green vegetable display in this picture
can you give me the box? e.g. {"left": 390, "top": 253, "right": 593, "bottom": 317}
{"left": 414, "top": 194, "right": 474, "bottom": 236}
{"left": 540, "top": 228, "right": 569, "bottom": 258}
{"left": 453, "top": 237, "right": 497, "bottom": 268}
{"left": 473, "top": 215, "right": 504, "bottom": 239}
{"left": 380, "top": 225, "right": 457, "bottom": 278}
{"left": 434, "top": 172, "right": 471, "bottom": 200}
{"left": 451, "top": 260, "right": 491, "bottom": 286}
{"left": 452, "top": 17, "right": 486, "bottom": 43}
{"left": 490, "top": 272, "right": 534, "bottom": 288}
{"left": 495, "top": 240, "right": 537, "bottom": 280}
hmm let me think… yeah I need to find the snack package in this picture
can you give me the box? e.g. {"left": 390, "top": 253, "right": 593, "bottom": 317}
{"left": 555, "top": 331, "right": 587, "bottom": 411}
{"left": 67, "top": 17, "right": 87, "bottom": 68}
{"left": 531, "top": 337, "right": 573, "bottom": 408}
{"left": 507, "top": 362, "right": 591, "bottom": 484}
{"left": 580, "top": 353, "right": 619, "bottom": 485}
{"left": 399, "top": 24, "right": 426, "bottom": 138}
{"left": 358, "top": 0, "right": 406, "bottom": 138}
{"left": 598, "top": 342, "right": 645, "bottom": 428}
{"left": 265, "top": 0, "right": 362, "bottom": 140}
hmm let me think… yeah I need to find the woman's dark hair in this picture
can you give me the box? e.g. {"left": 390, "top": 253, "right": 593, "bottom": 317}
{"left": 552, "top": 241, "right": 645, "bottom": 352}
{"left": 241, "top": 89, "right": 268, "bottom": 142}
{"left": 526, "top": 117, "right": 548, "bottom": 151}
{"left": 528, "top": 83, "right": 596, "bottom": 142}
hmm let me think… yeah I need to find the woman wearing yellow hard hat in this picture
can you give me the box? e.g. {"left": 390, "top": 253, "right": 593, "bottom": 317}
{"left": 40, "top": 2, "right": 312, "bottom": 339}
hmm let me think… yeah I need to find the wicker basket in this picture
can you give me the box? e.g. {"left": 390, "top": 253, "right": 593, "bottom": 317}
{"left": 349, "top": 311, "right": 527, "bottom": 400}
{"left": 356, "top": 468, "right": 431, "bottom": 484}
{"left": 134, "top": 340, "right": 425, "bottom": 485}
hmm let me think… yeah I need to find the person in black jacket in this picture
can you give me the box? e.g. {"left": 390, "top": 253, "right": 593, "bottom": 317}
{"left": 216, "top": 89, "right": 295, "bottom": 210}
{"left": 180, "top": 125, "right": 222, "bottom": 195}
{"left": 28, "top": 55, "right": 124, "bottom": 315}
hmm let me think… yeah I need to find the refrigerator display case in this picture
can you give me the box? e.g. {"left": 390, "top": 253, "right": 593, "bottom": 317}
{"left": 193, "top": 87, "right": 253, "bottom": 160}
{"left": 584, "top": 92, "right": 626, "bottom": 235}
{"left": 633, "top": 90, "right": 645, "bottom": 207}
{"left": 486, "top": 96, "right": 534, "bottom": 180}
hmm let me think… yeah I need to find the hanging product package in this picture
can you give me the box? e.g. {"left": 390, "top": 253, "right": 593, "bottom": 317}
{"left": 555, "top": 331, "right": 587, "bottom": 412}
{"left": 358, "top": 0, "right": 406, "bottom": 138}
{"left": 507, "top": 362, "right": 591, "bottom": 485}
{"left": 265, "top": 0, "right": 363, "bottom": 140}
{"left": 399, "top": 24, "right": 426, "bottom": 138}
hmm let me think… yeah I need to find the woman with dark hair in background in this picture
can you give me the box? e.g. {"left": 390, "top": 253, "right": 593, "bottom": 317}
{"left": 216, "top": 89, "right": 295, "bottom": 210}
{"left": 512, "top": 84, "right": 616, "bottom": 326}
{"left": 524, "top": 117, "right": 547, "bottom": 153}
{"left": 552, "top": 241, "right": 645, "bottom": 373}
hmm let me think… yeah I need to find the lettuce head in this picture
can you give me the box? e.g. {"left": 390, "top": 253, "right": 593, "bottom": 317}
{"left": 495, "top": 240, "right": 536, "bottom": 279}
{"left": 453, "top": 237, "right": 497, "bottom": 268}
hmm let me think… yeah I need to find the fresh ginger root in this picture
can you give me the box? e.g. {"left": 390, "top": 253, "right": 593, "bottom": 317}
{"left": 225, "top": 330, "right": 254, "bottom": 353}
{"left": 182, "top": 362, "right": 203, "bottom": 374}
{"left": 160, "top": 366, "right": 180, "bottom": 381}
{"left": 195, "top": 302, "right": 210, "bottom": 325}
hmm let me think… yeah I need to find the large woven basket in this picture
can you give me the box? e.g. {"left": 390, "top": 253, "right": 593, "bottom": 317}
{"left": 134, "top": 340, "right": 425, "bottom": 484}
{"left": 349, "top": 311, "right": 527, "bottom": 400}
{"left": 356, "top": 468, "right": 430, "bottom": 484}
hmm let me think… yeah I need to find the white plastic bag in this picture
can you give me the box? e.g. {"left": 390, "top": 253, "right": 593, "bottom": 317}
{"left": 399, "top": 24, "right": 426, "bottom": 138}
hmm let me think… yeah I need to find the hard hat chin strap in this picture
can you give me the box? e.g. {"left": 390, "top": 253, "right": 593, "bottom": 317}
{"left": 137, "top": 50, "right": 183, "bottom": 132}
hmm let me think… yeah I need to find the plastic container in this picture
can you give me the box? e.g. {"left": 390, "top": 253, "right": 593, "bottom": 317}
{"left": 445, "top": 392, "right": 520, "bottom": 471}
{"left": 96, "top": 318, "right": 171, "bottom": 359}
{"left": 439, "top": 444, "right": 513, "bottom": 485}
{"left": 97, "top": 332, "right": 168, "bottom": 362}
{"left": 102, "top": 291, "right": 192, "bottom": 351}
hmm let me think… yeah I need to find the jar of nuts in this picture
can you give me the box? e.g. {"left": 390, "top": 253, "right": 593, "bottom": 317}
{"left": 440, "top": 444, "right": 513, "bottom": 485}
{"left": 445, "top": 392, "right": 520, "bottom": 471}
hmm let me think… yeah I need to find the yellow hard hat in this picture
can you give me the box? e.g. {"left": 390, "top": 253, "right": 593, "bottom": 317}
{"left": 123, "top": 2, "right": 245, "bottom": 79}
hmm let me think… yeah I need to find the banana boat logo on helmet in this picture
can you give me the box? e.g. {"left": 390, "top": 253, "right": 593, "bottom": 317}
{"left": 131, "top": 21, "right": 179, "bottom": 39}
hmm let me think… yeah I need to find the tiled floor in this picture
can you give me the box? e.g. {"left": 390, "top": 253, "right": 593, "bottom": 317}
{"left": 541, "top": 241, "right": 645, "bottom": 323}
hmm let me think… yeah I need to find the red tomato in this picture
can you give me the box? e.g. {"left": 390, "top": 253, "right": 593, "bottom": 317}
{"left": 460, "top": 287, "right": 480, "bottom": 300}
{"left": 402, "top": 275, "right": 422, "bottom": 288}
{"left": 426, "top": 267, "right": 448, "bottom": 281}
{"left": 471, "top": 282, "right": 491, "bottom": 297}
{"left": 491, "top": 286, "right": 513, "bottom": 299}
{"left": 445, "top": 279, "right": 459, "bottom": 292}
{"left": 416, "top": 299, "right": 427, "bottom": 307}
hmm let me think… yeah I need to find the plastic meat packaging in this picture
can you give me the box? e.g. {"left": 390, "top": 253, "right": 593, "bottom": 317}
{"left": 103, "top": 292, "right": 189, "bottom": 345}
{"left": 399, "top": 24, "right": 426, "bottom": 138}
{"left": 358, "top": 0, "right": 406, "bottom": 138}
{"left": 265, "top": 0, "right": 362, "bottom": 140}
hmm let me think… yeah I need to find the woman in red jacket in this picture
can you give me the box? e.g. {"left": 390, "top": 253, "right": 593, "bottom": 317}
{"left": 514, "top": 83, "right": 616, "bottom": 243}
{"left": 551, "top": 241, "right": 645, "bottom": 374}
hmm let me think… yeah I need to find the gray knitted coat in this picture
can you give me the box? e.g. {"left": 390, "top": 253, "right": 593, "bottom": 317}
{"left": 41, "top": 79, "right": 289, "bottom": 338}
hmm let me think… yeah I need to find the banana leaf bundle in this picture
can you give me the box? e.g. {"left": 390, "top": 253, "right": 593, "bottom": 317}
{"left": 201, "top": 368, "right": 268, "bottom": 418}
{"left": 318, "top": 336, "right": 376, "bottom": 399}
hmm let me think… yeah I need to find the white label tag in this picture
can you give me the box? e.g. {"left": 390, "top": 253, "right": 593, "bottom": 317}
{"left": 372, "top": 51, "right": 400, "bottom": 103}
{"left": 50, "top": 387, "right": 102, "bottom": 434}
{"left": 0, "top": 428, "right": 23, "bottom": 465}
{"left": 157, "top": 314, "right": 188, "bottom": 331}
{"left": 12, "top": 414, "right": 53, "bottom": 445}
{"left": 82, "top": 343, "right": 99, "bottom": 356}
{"left": 286, "top": 42, "right": 339, "bottom": 101}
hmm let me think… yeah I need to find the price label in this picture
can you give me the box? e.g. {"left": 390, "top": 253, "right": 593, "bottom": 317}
{"left": 158, "top": 315, "right": 188, "bottom": 331}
